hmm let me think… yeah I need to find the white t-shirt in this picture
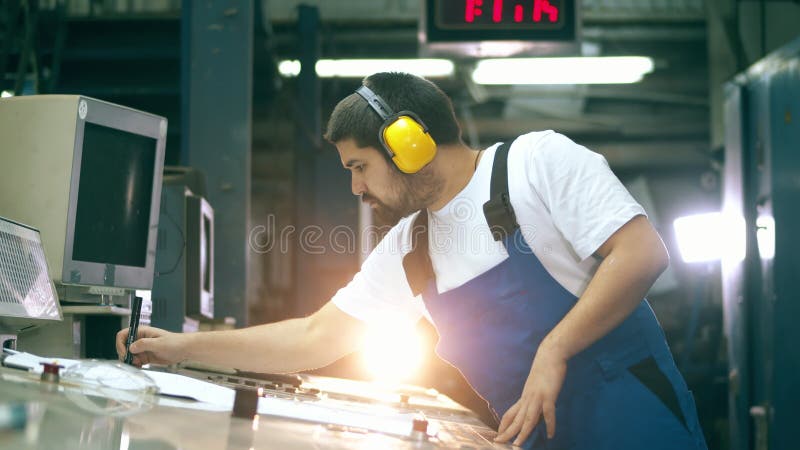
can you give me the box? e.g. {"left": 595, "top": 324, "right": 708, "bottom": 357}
{"left": 332, "top": 131, "right": 646, "bottom": 325}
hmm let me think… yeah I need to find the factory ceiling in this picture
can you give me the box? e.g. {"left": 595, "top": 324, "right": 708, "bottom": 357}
{"left": 261, "top": 0, "right": 712, "bottom": 170}
{"left": 0, "top": 0, "right": 714, "bottom": 170}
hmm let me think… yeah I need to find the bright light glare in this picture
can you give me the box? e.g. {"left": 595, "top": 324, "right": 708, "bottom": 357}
{"left": 471, "top": 56, "right": 655, "bottom": 85}
{"left": 361, "top": 323, "right": 423, "bottom": 383}
{"left": 278, "top": 60, "right": 301, "bottom": 77}
{"left": 1, "top": 90, "right": 13, "bottom": 98}
{"left": 756, "top": 215, "right": 775, "bottom": 260}
{"left": 278, "top": 59, "right": 455, "bottom": 78}
{"left": 674, "top": 212, "right": 745, "bottom": 263}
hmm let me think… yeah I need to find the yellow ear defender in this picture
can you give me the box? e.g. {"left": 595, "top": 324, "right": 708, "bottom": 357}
{"left": 355, "top": 85, "right": 437, "bottom": 174}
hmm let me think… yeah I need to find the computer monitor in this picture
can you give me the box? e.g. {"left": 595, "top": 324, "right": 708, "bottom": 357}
{"left": 0, "top": 217, "right": 62, "bottom": 337}
{"left": 0, "top": 95, "right": 166, "bottom": 295}
{"left": 151, "top": 168, "right": 214, "bottom": 332}
{"left": 187, "top": 191, "right": 214, "bottom": 319}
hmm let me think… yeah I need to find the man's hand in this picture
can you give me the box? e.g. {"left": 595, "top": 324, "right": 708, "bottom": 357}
{"left": 116, "top": 325, "right": 188, "bottom": 367}
{"left": 494, "top": 345, "right": 567, "bottom": 446}
{"left": 493, "top": 216, "right": 668, "bottom": 446}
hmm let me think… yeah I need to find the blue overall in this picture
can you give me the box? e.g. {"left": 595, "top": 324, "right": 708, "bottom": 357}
{"left": 402, "top": 143, "right": 707, "bottom": 450}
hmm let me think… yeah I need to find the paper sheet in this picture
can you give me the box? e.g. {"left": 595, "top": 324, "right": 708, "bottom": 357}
{"left": 143, "top": 370, "right": 415, "bottom": 436}
{"left": 2, "top": 350, "right": 81, "bottom": 373}
{"left": 257, "top": 397, "right": 415, "bottom": 437}
{"left": 143, "top": 369, "right": 235, "bottom": 407}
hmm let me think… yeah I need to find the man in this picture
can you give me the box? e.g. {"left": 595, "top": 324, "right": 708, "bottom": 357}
{"left": 118, "top": 72, "right": 707, "bottom": 449}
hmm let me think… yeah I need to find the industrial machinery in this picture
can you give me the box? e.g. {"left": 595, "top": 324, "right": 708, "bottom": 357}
{"left": 722, "top": 36, "right": 800, "bottom": 450}
{"left": 0, "top": 200, "right": 502, "bottom": 449}
{"left": 0, "top": 357, "right": 506, "bottom": 449}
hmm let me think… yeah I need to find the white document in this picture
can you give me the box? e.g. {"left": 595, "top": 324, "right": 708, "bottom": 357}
{"left": 2, "top": 350, "right": 81, "bottom": 373}
{"left": 142, "top": 370, "right": 415, "bottom": 436}
{"left": 143, "top": 369, "right": 235, "bottom": 407}
{"left": 257, "top": 397, "right": 415, "bottom": 437}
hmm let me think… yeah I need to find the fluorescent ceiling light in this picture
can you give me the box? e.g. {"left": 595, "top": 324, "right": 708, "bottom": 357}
{"left": 278, "top": 60, "right": 301, "bottom": 77}
{"left": 472, "top": 56, "right": 655, "bottom": 85}
{"left": 278, "top": 59, "right": 455, "bottom": 78}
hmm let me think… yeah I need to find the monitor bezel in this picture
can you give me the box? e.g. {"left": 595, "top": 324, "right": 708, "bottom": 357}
{"left": 186, "top": 194, "right": 214, "bottom": 319}
{"left": 62, "top": 97, "right": 166, "bottom": 290}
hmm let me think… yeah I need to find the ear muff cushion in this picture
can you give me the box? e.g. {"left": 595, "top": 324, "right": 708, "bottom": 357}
{"left": 382, "top": 115, "right": 437, "bottom": 174}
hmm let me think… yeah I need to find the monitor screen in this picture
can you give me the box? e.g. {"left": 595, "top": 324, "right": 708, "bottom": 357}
{"left": 72, "top": 122, "right": 157, "bottom": 268}
{"left": 0, "top": 217, "right": 61, "bottom": 326}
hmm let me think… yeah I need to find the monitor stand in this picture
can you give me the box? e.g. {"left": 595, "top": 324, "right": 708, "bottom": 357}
{"left": 56, "top": 284, "right": 129, "bottom": 305}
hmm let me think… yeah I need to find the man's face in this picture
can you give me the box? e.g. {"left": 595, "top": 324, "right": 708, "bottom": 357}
{"left": 335, "top": 139, "right": 442, "bottom": 225}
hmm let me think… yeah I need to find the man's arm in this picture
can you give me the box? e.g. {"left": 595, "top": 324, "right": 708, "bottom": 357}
{"left": 495, "top": 214, "right": 669, "bottom": 444}
{"left": 543, "top": 213, "right": 669, "bottom": 362}
{"left": 116, "top": 301, "right": 366, "bottom": 373}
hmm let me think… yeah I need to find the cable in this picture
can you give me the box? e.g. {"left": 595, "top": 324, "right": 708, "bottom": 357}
{"left": 154, "top": 208, "right": 185, "bottom": 277}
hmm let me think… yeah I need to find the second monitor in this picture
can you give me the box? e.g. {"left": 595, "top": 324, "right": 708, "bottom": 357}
{"left": 151, "top": 167, "right": 214, "bottom": 332}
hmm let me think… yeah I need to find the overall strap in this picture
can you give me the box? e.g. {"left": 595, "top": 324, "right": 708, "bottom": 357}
{"left": 402, "top": 141, "right": 518, "bottom": 296}
{"left": 402, "top": 209, "right": 434, "bottom": 296}
{"left": 483, "top": 142, "right": 519, "bottom": 241}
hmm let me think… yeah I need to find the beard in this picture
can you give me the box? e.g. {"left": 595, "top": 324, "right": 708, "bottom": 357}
{"left": 363, "top": 166, "right": 443, "bottom": 226}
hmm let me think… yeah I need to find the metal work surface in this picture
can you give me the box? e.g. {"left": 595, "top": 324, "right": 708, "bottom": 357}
{"left": 0, "top": 365, "right": 509, "bottom": 450}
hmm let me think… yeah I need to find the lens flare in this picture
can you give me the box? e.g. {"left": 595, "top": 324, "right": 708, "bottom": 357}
{"left": 361, "top": 323, "right": 423, "bottom": 383}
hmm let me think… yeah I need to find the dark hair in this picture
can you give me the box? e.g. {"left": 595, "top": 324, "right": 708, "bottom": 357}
{"left": 324, "top": 72, "right": 462, "bottom": 150}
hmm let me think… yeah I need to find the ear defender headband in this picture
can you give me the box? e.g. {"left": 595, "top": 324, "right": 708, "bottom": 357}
{"left": 355, "top": 85, "right": 437, "bottom": 174}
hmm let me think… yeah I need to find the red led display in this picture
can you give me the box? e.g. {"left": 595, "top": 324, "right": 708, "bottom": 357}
{"left": 426, "top": 0, "right": 576, "bottom": 43}
{"left": 444, "top": 0, "right": 563, "bottom": 27}
{"left": 463, "top": 0, "right": 560, "bottom": 24}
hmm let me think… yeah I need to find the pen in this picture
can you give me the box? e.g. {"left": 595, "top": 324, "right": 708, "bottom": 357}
{"left": 124, "top": 296, "right": 142, "bottom": 365}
